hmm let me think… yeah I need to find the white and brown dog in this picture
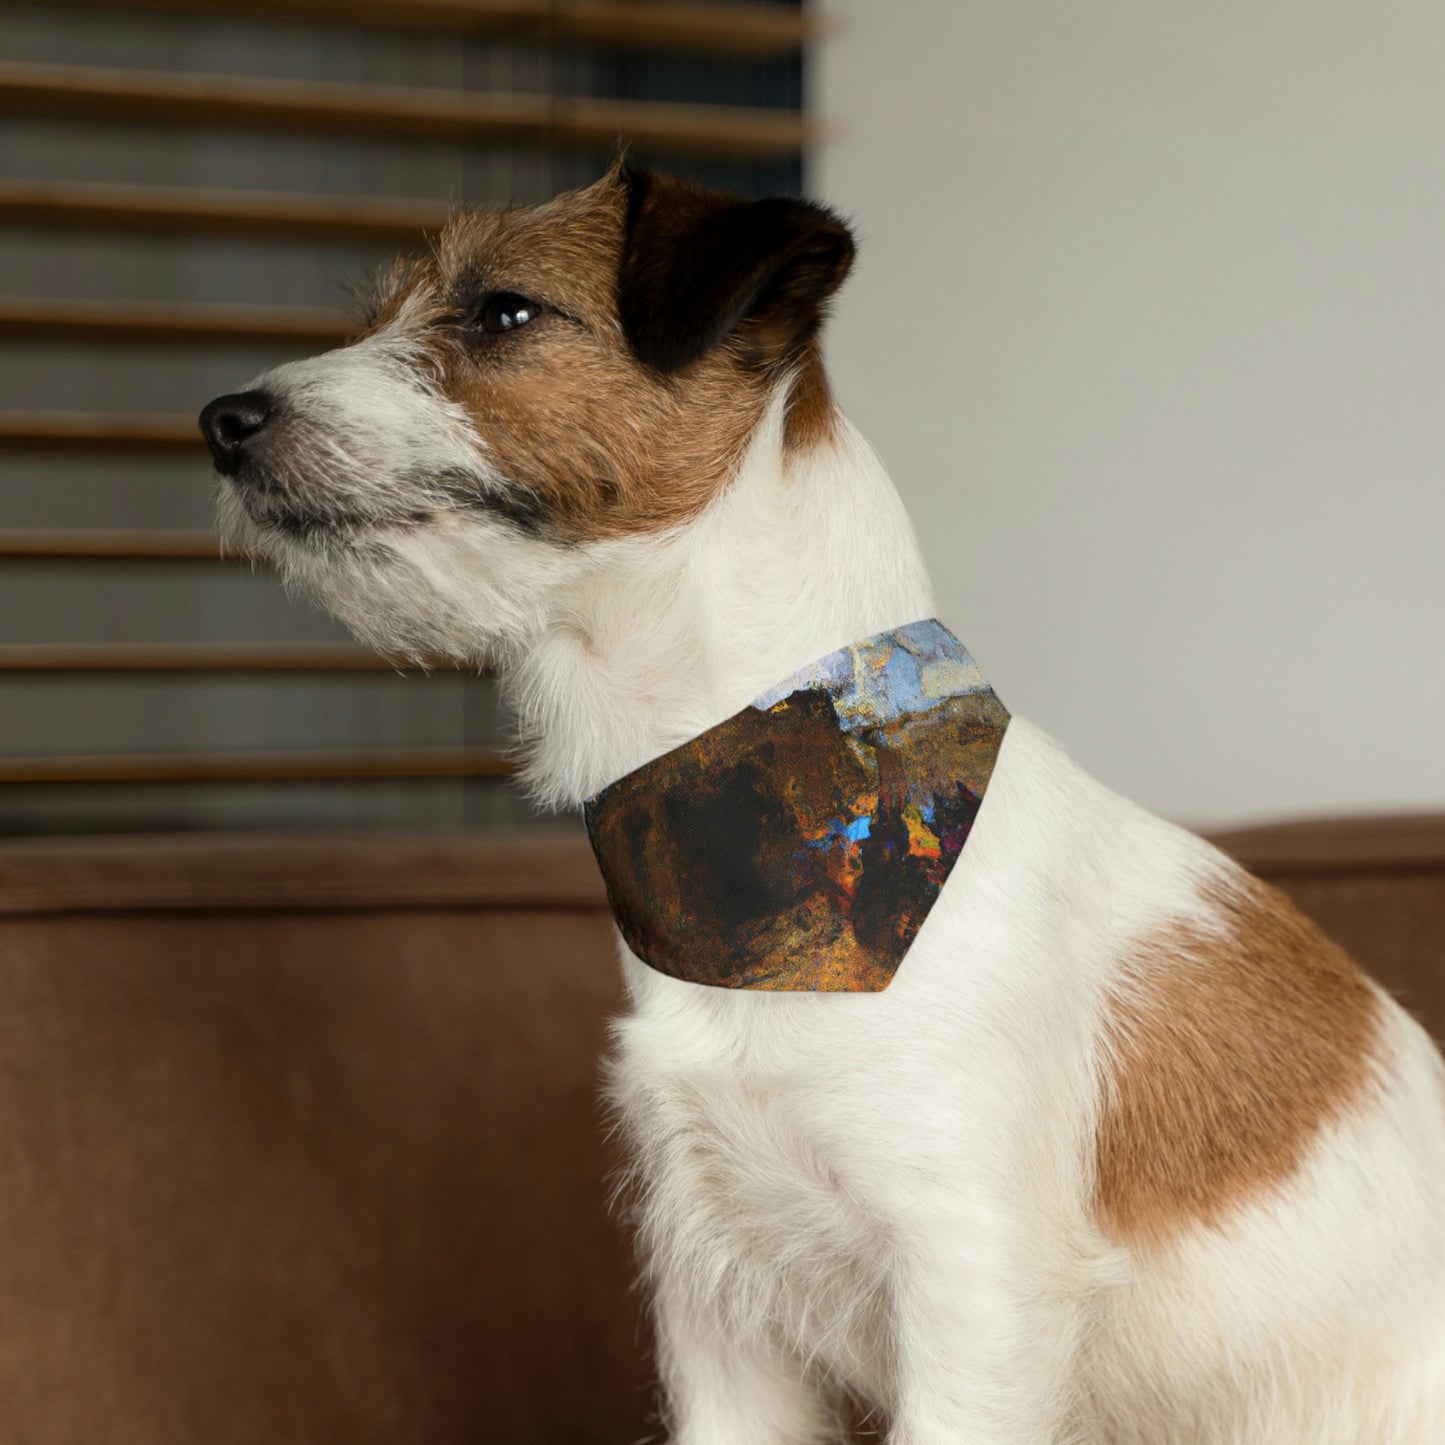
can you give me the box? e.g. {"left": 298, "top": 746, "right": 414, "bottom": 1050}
{"left": 201, "top": 166, "right": 1445, "bottom": 1443}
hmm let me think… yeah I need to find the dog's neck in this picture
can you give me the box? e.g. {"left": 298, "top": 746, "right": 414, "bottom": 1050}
{"left": 506, "top": 390, "right": 937, "bottom": 810}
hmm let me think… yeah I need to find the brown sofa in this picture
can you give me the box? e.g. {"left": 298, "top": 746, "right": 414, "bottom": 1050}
{"left": 0, "top": 817, "right": 1439, "bottom": 1443}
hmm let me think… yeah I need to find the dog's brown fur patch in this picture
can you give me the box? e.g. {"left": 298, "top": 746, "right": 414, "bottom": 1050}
{"left": 366, "top": 173, "right": 820, "bottom": 542}
{"left": 1094, "top": 873, "right": 1382, "bottom": 1247}
{"left": 782, "top": 341, "right": 840, "bottom": 453}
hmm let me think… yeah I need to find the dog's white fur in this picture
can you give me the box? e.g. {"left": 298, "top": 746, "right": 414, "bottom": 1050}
{"left": 215, "top": 208, "right": 1445, "bottom": 1443}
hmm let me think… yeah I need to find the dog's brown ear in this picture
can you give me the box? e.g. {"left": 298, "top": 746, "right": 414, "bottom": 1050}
{"left": 618, "top": 167, "right": 855, "bottom": 375}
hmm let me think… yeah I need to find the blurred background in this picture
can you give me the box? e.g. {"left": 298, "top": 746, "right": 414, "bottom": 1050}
{"left": 818, "top": 1, "right": 1445, "bottom": 828}
{"left": 0, "top": 3, "right": 1441, "bottom": 1442}
{"left": 1, "top": 1, "right": 1440, "bottom": 839}
{"left": 0, "top": 0, "right": 803, "bottom": 837}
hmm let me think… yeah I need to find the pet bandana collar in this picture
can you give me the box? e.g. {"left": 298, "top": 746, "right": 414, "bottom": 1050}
{"left": 583, "top": 620, "right": 1009, "bottom": 992}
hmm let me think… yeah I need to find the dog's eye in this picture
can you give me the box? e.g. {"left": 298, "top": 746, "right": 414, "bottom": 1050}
{"left": 473, "top": 292, "right": 542, "bottom": 335}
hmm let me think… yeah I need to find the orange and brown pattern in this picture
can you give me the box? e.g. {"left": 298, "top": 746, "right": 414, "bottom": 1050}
{"left": 584, "top": 621, "right": 1010, "bottom": 991}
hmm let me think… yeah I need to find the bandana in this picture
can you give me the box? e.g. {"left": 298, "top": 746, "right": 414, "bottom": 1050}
{"left": 583, "top": 620, "right": 1009, "bottom": 991}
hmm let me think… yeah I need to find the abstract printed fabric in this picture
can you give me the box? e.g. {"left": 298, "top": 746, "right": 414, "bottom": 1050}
{"left": 583, "top": 621, "right": 1009, "bottom": 990}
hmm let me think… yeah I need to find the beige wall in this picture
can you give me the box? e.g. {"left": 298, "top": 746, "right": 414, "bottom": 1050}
{"left": 813, "top": 1, "right": 1444, "bottom": 826}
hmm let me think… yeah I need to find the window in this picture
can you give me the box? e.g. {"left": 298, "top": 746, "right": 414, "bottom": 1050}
{"left": 0, "top": 0, "right": 811, "bottom": 834}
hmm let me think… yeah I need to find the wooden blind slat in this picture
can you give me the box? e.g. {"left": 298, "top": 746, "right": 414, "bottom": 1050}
{"left": 0, "top": 746, "right": 513, "bottom": 784}
{"left": 0, "top": 298, "right": 353, "bottom": 348}
{"left": 0, "top": 530, "right": 227, "bottom": 561}
{"left": 18, "top": 0, "right": 814, "bottom": 58}
{"left": 0, "top": 180, "right": 449, "bottom": 245}
{"left": 0, "top": 412, "right": 201, "bottom": 452}
{"left": 563, "top": 0, "right": 815, "bottom": 57}
{"left": 0, "top": 62, "right": 818, "bottom": 161}
{"left": 0, "top": 643, "right": 419, "bottom": 672}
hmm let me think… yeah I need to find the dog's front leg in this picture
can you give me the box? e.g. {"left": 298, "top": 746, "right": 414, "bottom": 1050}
{"left": 884, "top": 1225, "right": 1086, "bottom": 1445}
{"left": 654, "top": 1274, "right": 841, "bottom": 1445}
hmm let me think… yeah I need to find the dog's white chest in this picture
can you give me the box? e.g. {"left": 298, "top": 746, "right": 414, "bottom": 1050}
{"left": 610, "top": 990, "right": 894, "bottom": 1394}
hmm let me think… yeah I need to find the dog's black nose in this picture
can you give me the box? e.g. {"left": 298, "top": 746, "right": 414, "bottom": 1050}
{"left": 199, "top": 390, "right": 273, "bottom": 475}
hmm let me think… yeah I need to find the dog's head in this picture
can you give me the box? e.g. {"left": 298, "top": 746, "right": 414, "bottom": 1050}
{"left": 199, "top": 166, "right": 854, "bottom": 662}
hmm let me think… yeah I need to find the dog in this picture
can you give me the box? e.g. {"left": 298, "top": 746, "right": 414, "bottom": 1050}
{"left": 200, "top": 164, "right": 1445, "bottom": 1443}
